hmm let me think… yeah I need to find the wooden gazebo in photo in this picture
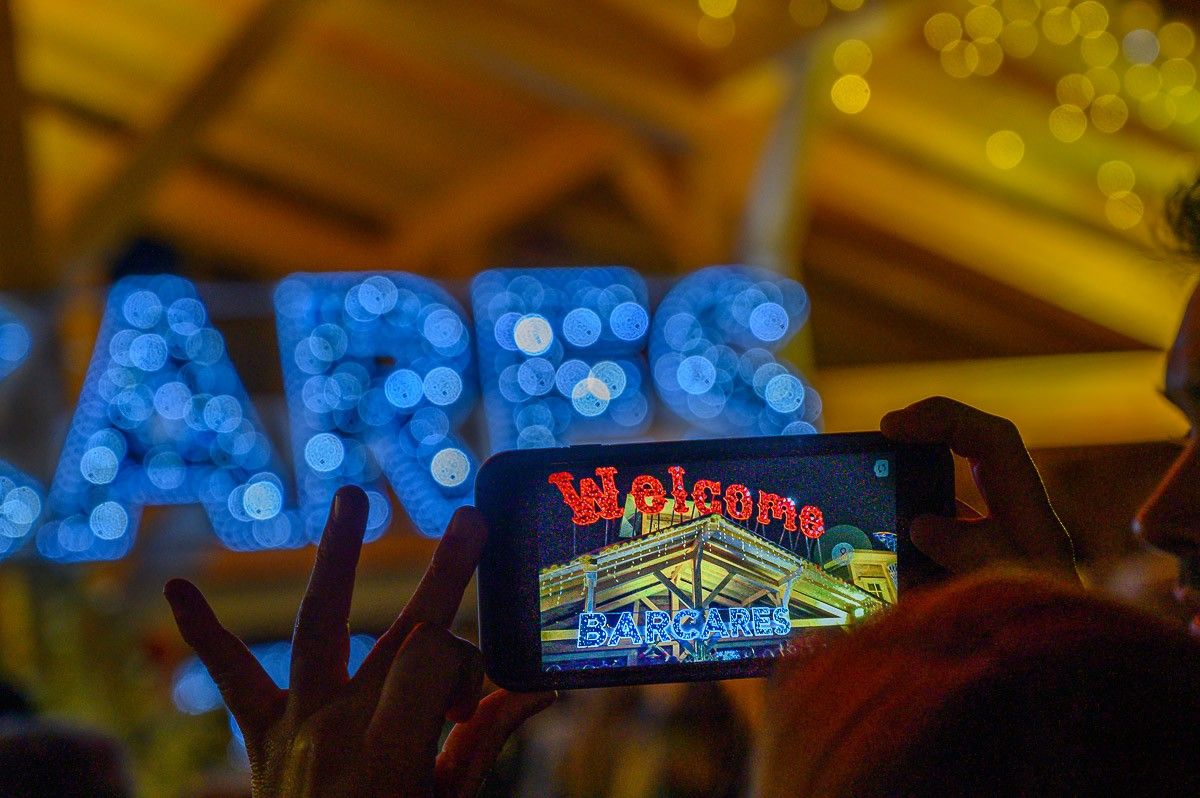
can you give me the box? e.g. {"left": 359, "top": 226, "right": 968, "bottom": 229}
{"left": 539, "top": 512, "right": 885, "bottom": 668}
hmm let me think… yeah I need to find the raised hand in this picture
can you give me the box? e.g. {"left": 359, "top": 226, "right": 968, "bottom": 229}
{"left": 881, "top": 397, "right": 1078, "bottom": 580}
{"left": 165, "top": 486, "right": 554, "bottom": 797}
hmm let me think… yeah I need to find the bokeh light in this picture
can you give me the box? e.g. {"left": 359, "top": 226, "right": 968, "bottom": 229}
{"left": 649, "top": 265, "right": 821, "bottom": 437}
{"left": 471, "top": 267, "right": 653, "bottom": 452}
{"left": 275, "top": 273, "right": 478, "bottom": 540}
{"left": 45, "top": 275, "right": 299, "bottom": 561}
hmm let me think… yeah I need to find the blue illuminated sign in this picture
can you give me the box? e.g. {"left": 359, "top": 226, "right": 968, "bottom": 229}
{"left": 575, "top": 606, "right": 791, "bottom": 648}
{"left": 0, "top": 304, "right": 43, "bottom": 562}
{"left": 274, "top": 273, "right": 478, "bottom": 540}
{"left": 470, "top": 267, "right": 653, "bottom": 451}
{"left": 649, "top": 266, "right": 819, "bottom": 436}
{"left": 10, "top": 264, "right": 818, "bottom": 562}
{"left": 43, "top": 276, "right": 299, "bottom": 561}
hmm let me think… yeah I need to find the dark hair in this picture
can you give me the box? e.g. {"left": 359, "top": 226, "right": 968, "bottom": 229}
{"left": 0, "top": 720, "right": 132, "bottom": 798}
{"left": 1166, "top": 176, "right": 1200, "bottom": 256}
{"left": 761, "top": 571, "right": 1200, "bottom": 797}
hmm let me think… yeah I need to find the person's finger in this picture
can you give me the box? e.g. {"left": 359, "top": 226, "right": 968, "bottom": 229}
{"left": 290, "top": 485, "right": 369, "bottom": 711}
{"left": 909, "top": 515, "right": 1015, "bottom": 574}
{"left": 435, "top": 689, "right": 557, "bottom": 798}
{"left": 364, "top": 623, "right": 480, "bottom": 791}
{"left": 355, "top": 505, "right": 486, "bottom": 689}
{"left": 882, "top": 397, "right": 1049, "bottom": 517}
{"left": 164, "top": 578, "right": 281, "bottom": 734}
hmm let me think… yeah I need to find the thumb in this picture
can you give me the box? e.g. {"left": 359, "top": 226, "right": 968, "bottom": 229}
{"left": 435, "top": 689, "right": 556, "bottom": 797}
{"left": 910, "top": 515, "right": 1011, "bottom": 575}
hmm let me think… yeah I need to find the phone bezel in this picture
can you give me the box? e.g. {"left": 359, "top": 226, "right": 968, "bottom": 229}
{"left": 475, "top": 432, "right": 953, "bottom": 691}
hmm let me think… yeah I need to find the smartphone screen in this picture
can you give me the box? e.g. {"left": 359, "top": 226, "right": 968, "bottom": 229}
{"left": 531, "top": 450, "right": 898, "bottom": 672}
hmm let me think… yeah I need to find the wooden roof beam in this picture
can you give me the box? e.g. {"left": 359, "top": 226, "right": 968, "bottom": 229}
{"left": 0, "top": 0, "right": 41, "bottom": 289}
{"left": 58, "top": 0, "right": 314, "bottom": 277}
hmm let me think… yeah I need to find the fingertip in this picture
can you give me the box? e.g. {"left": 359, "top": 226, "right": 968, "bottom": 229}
{"left": 332, "top": 484, "right": 369, "bottom": 524}
{"left": 163, "top": 578, "right": 200, "bottom": 613}
{"left": 445, "top": 504, "right": 486, "bottom": 543}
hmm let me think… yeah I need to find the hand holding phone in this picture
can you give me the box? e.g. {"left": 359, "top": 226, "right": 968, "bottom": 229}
{"left": 476, "top": 433, "right": 953, "bottom": 691}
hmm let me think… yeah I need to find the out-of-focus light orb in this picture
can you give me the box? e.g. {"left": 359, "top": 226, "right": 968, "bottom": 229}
{"left": 1001, "top": 0, "right": 1039, "bottom": 24}
{"left": 1161, "top": 59, "right": 1197, "bottom": 94}
{"left": 80, "top": 446, "right": 119, "bottom": 485}
{"left": 1041, "top": 6, "right": 1080, "bottom": 46}
{"left": 1119, "top": 1, "right": 1161, "bottom": 35}
{"left": 430, "top": 447, "right": 470, "bottom": 488}
{"left": 517, "top": 358, "right": 555, "bottom": 397}
{"left": 304, "top": 433, "right": 344, "bottom": 473}
{"left": 748, "top": 302, "right": 789, "bottom": 342}
{"left": 941, "top": 40, "right": 980, "bottom": 78}
{"left": 422, "top": 366, "right": 464, "bottom": 406}
{"left": 609, "top": 302, "right": 649, "bottom": 342}
{"left": 1175, "top": 88, "right": 1200, "bottom": 124}
{"left": 2, "top": 486, "right": 40, "bottom": 529}
{"left": 555, "top": 359, "right": 590, "bottom": 397}
{"left": 422, "top": 308, "right": 464, "bottom": 348}
{"left": 965, "top": 5, "right": 1003, "bottom": 41}
{"left": 0, "top": 323, "right": 31, "bottom": 368}
{"left": 1139, "top": 93, "right": 1177, "bottom": 130}
{"left": 1057, "top": 74, "right": 1095, "bottom": 108}
{"left": 765, "top": 374, "right": 805, "bottom": 414}
{"left": 783, "top": 421, "right": 819, "bottom": 435}
{"left": 677, "top": 356, "right": 717, "bottom": 395}
{"left": 789, "top": 0, "right": 827, "bottom": 28}
{"left": 1001, "top": 20, "right": 1039, "bottom": 58}
{"left": 562, "top": 308, "right": 602, "bottom": 347}
{"left": 697, "top": 15, "right": 735, "bottom": 48}
{"left": 699, "top": 0, "right": 736, "bottom": 19}
{"left": 1081, "top": 31, "right": 1120, "bottom": 67}
{"left": 831, "top": 75, "right": 870, "bottom": 113}
{"left": 590, "top": 361, "right": 627, "bottom": 399}
{"left": 122, "top": 290, "right": 162, "bottom": 329}
{"left": 1124, "top": 64, "right": 1163, "bottom": 101}
{"left": 1159, "top": 21, "right": 1196, "bottom": 60}
{"left": 147, "top": 451, "right": 186, "bottom": 489}
{"left": 571, "top": 377, "right": 611, "bottom": 417}
{"left": 243, "top": 480, "right": 283, "bottom": 520}
{"left": 89, "top": 501, "right": 128, "bottom": 540}
{"left": 925, "top": 12, "right": 962, "bottom": 51}
{"left": 384, "top": 369, "right": 423, "bottom": 409}
{"left": 833, "top": 39, "right": 872, "bottom": 75}
{"left": 513, "top": 314, "right": 553, "bottom": 356}
{"left": 830, "top": 0, "right": 863, "bottom": 11}
{"left": 1123, "top": 28, "right": 1161, "bottom": 64}
{"left": 1106, "top": 191, "right": 1145, "bottom": 230}
{"left": 1049, "top": 104, "right": 1088, "bottom": 142}
{"left": 1090, "top": 93, "right": 1130, "bottom": 132}
{"left": 986, "top": 130, "right": 1025, "bottom": 170}
{"left": 1098, "top": 160, "right": 1136, "bottom": 196}
{"left": 972, "top": 39, "right": 1004, "bottom": 75}
{"left": 1087, "top": 66, "right": 1121, "bottom": 96}
{"left": 1073, "top": 1, "right": 1109, "bottom": 37}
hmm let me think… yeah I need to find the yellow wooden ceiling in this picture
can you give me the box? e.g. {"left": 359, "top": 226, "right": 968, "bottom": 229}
{"left": 2, "top": 0, "right": 1200, "bottom": 447}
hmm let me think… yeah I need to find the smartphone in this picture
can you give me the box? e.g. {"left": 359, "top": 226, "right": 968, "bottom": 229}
{"left": 475, "top": 432, "right": 953, "bottom": 691}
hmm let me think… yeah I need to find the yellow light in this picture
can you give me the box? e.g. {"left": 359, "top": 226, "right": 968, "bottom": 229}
{"left": 1090, "top": 94, "right": 1129, "bottom": 133}
{"left": 1074, "top": 1, "right": 1109, "bottom": 37}
{"left": 1175, "top": 88, "right": 1200, "bottom": 124}
{"left": 965, "top": 5, "right": 1004, "bottom": 40}
{"left": 1139, "top": 94, "right": 1177, "bottom": 130}
{"left": 830, "top": 0, "right": 864, "bottom": 11}
{"left": 1086, "top": 66, "right": 1121, "bottom": 96}
{"left": 973, "top": 39, "right": 1004, "bottom": 75}
{"left": 789, "top": 0, "right": 828, "bottom": 27}
{"left": 1159, "top": 21, "right": 1196, "bottom": 59}
{"left": 925, "top": 12, "right": 963, "bottom": 51}
{"left": 1097, "top": 160, "right": 1136, "bottom": 196}
{"left": 1049, "top": 104, "right": 1088, "bottom": 142}
{"left": 831, "top": 75, "right": 870, "bottom": 114}
{"left": 697, "top": 15, "right": 735, "bottom": 47}
{"left": 1001, "top": 21, "right": 1039, "bottom": 58}
{"left": 941, "top": 41, "right": 980, "bottom": 78}
{"left": 986, "top": 130, "right": 1025, "bottom": 170}
{"left": 1042, "top": 7, "right": 1081, "bottom": 46}
{"left": 1057, "top": 73, "right": 1095, "bottom": 108}
{"left": 1124, "top": 64, "right": 1163, "bottom": 101}
{"left": 1161, "top": 58, "right": 1197, "bottom": 95}
{"left": 1081, "top": 31, "right": 1119, "bottom": 67}
{"left": 834, "top": 39, "right": 873, "bottom": 76}
{"left": 1001, "top": 0, "right": 1039, "bottom": 24}
{"left": 1106, "top": 191, "right": 1144, "bottom": 230}
{"left": 1120, "top": 2, "right": 1161, "bottom": 34}
{"left": 699, "top": 0, "right": 737, "bottom": 19}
